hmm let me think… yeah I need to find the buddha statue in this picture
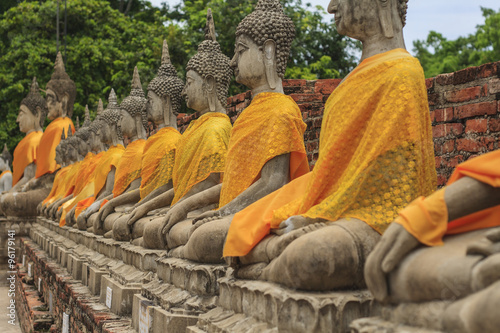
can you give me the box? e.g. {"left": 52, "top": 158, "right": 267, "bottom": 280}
{"left": 86, "top": 68, "right": 148, "bottom": 235}
{"left": 219, "top": 0, "right": 436, "bottom": 291}
{"left": 0, "top": 145, "right": 13, "bottom": 193}
{"left": 120, "top": 12, "right": 232, "bottom": 247}
{"left": 140, "top": 5, "right": 309, "bottom": 263}
{"left": 0, "top": 77, "right": 48, "bottom": 217}
{"left": 94, "top": 42, "right": 184, "bottom": 240}
{"left": 75, "top": 90, "right": 125, "bottom": 231}
{"left": 364, "top": 150, "right": 500, "bottom": 332}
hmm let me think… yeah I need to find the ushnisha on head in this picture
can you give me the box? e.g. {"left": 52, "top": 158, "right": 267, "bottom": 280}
{"left": 46, "top": 52, "right": 76, "bottom": 120}
{"left": 0, "top": 144, "right": 12, "bottom": 171}
{"left": 82, "top": 105, "right": 91, "bottom": 128}
{"left": 183, "top": 9, "right": 232, "bottom": 112}
{"left": 148, "top": 41, "right": 184, "bottom": 117}
{"left": 120, "top": 66, "right": 148, "bottom": 137}
{"left": 233, "top": 0, "right": 294, "bottom": 87}
{"left": 18, "top": 77, "right": 48, "bottom": 132}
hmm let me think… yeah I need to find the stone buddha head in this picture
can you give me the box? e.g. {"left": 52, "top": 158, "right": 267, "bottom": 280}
{"left": 120, "top": 67, "right": 148, "bottom": 141}
{"left": 147, "top": 40, "right": 184, "bottom": 129}
{"left": 99, "top": 89, "right": 124, "bottom": 147}
{"left": 0, "top": 144, "right": 12, "bottom": 172}
{"left": 17, "top": 77, "right": 47, "bottom": 134}
{"left": 327, "top": 0, "right": 407, "bottom": 57}
{"left": 55, "top": 130, "right": 68, "bottom": 167}
{"left": 231, "top": 0, "right": 295, "bottom": 92}
{"left": 88, "top": 100, "right": 106, "bottom": 153}
{"left": 46, "top": 52, "right": 77, "bottom": 120}
{"left": 182, "top": 9, "right": 232, "bottom": 115}
{"left": 74, "top": 127, "right": 92, "bottom": 157}
{"left": 82, "top": 105, "right": 92, "bottom": 128}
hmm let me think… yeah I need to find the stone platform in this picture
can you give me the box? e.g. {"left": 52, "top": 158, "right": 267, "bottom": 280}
{"left": 20, "top": 217, "right": 380, "bottom": 332}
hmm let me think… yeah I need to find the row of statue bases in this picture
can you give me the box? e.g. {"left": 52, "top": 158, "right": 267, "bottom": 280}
{"left": 2, "top": 1, "right": 499, "bottom": 332}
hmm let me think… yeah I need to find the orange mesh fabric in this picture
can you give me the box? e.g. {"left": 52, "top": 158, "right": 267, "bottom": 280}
{"left": 35, "top": 117, "right": 74, "bottom": 178}
{"left": 42, "top": 165, "right": 71, "bottom": 204}
{"left": 140, "top": 127, "right": 181, "bottom": 200}
{"left": 73, "top": 152, "right": 95, "bottom": 195}
{"left": 224, "top": 49, "right": 437, "bottom": 257}
{"left": 12, "top": 131, "right": 43, "bottom": 185}
{"left": 93, "top": 145, "right": 125, "bottom": 198}
{"left": 171, "top": 112, "right": 231, "bottom": 205}
{"left": 62, "top": 161, "right": 82, "bottom": 198}
{"left": 218, "top": 92, "right": 309, "bottom": 208}
{"left": 112, "top": 139, "right": 146, "bottom": 197}
{"left": 396, "top": 150, "right": 500, "bottom": 246}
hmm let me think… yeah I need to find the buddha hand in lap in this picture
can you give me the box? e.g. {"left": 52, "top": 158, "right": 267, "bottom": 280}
{"left": 222, "top": 0, "right": 437, "bottom": 291}
{"left": 365, "top": 150, "right": 500, "bottom": 310}
{"left": 110, "top": 42, "right": 183, "bottom": 241}
{"left": 157, "top": 3, "right": 310, "bottom": 264}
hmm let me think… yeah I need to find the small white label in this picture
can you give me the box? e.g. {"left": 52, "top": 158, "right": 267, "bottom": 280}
{"left": 49, "top": 291, "right": 53, "bottom": 314}
{"left": 38, "top": 277, "right": 42, "bottom": 292}
{"left": 139, "top": 301, "right": 151, "bottom": 333}
{"left": 105, "top": 286, "right": 112, "bottom": 308}
{"left": 28, "top": 263, "right": 32, "bottom": 277}
{"left": 22, "top": 255, "right": 26, "bottom": 267}
{"left": 62, "top": 312, "right": 69, "bottom": 333}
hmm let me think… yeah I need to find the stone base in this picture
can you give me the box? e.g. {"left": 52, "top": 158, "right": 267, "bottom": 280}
{"left": 350, "top": 317, "right": 442, "bottom": 333}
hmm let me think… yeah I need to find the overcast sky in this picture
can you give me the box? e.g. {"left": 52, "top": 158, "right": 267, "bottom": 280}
{"left": 153, "top": 0, "right": 499, "bottom": 55}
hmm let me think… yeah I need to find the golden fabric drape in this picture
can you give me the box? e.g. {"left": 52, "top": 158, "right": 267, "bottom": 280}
{"left": 42, "top": 165, "right": 71, "bottom": 204}
{"left": 224, "top": 49, "right": 437, "bottom": 257}
{"left": 12, "top": 131, "right": 43, "bottom": 185}
{"left": 35, "top": 117, "right": 74, "bottom": 178}
{"left": 140, "top": 127, "right": 181, "bottom": 200}
{"left": 112, "top": 139, "right": 146, "bottom": 197}
{"left": 219, "top": 92, "right": 309, "bottom": 208}
{"left": 171, "top": 112, "right": 231, "bottom": 205}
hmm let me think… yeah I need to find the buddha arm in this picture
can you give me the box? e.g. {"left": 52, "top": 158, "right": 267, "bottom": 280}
{"left": 219, "top": 153, "right": 290, "bottom": 216}
{"left": 11, "top": 163, "right": 36, "bottom": 192}
{"left": 96, "top": 168, "right": 116, "bottom": 199}
{"left": 136, "top": 181, "right": 173, "bottom": 206}
{"left": 445, "top": 176, "right": 500, "bottom": 221}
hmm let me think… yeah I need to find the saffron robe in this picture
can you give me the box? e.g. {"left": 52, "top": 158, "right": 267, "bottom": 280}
{"left": 35, "top": 117, "right": 74, "bottom": 178}
{"left": 12, "top": 131, "right": 43, "bottom": 185}
{"left": 112, "top": 139, "right": 146, "bottom": 198}
{"left": 224, "top": 49, "right": 437, "bottom": 257}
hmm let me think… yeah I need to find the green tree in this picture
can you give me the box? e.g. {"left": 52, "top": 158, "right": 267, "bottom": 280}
{"left": 414, "top": 7, "right": 500, "bottom": 78}
{"left": 0, "top": 0, "right": 184, "bottom": 152}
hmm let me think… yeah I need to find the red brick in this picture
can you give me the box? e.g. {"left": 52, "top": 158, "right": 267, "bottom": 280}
{"left": 437, "top": 174, "right": 448, "bottom": 186}
{"left": 314, "top": 79, "right": 340, "bottom": 95}
{"left": 306, "top": 141, "right": 319, "bottom": 152}
{"left": 435, "top": 156, "right": 442, "bottom": 168}
{"left": 425, "top": 78, "right": 435, "bottom": 90}
{"left": 465, "top": 119, "right": 487, "bottom": 133}
{"left": 456, "top": 137, "right": 494, "bottom": 153}
{"left": 481, "top": 84, "right": 488, "bottom": 97}
{"left": 436, "top": 72, "right": 454, "bottom": 86}
{"left": 478, "top": 62, "right": 498, "bottom": 78}
{"left": 429, "top": 110, "right": 436, "bottom": 122}
{"left": 444, "top": 155, "right": 465, "bottom": 168}
{"left": 434, "top": 108, "right": 454, "bottom": 122}
{"left": 444, "top": 86, "right": 481, "bottom": 103}
{"left": 427, "top": 93, "right": 439, "bottom": 106}
{"left": 489, "top": 78, "right": 500, "bottom": 94}
{"left": 434, "top": 139, "right": 455, "bottom": 154}
{"left": 453, "top": 66, "right": 478, "bottom": 85}
{"left": 282, "top": 79, "right": 307, "bottom": 87}
{"left": 490, "top": 119, "right": 500, "bottom": 132}
{"left": 290, "top": 93, "right": 323, "bottom": 103}
{"left": 455, "top": 101, "right": 497, "bottom": 119}
{"left": 312, "top": 118, "right": 322, "bottom": 128}
{"left": 432, "top": 123, "right": 463, "bottom": 138}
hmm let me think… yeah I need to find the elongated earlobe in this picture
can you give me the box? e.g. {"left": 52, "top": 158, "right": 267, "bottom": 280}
{"left": 378, "top": 0, "right": 394, "bottom": 38}
{"left": 205, "top": 75, "right": 217, "bottom": 112}
{"left": 263, "top": 39, "right": 278, "bottom": 90}
{"left": 61, "top": 93, "right": 69, "bottom": 118}
{"left": 163, "top": 95, "right": 172, "bottom": 126}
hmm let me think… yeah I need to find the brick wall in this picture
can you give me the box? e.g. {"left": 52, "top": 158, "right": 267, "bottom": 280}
{"left": 173, "top": 61, "right": 500, "bottom": 187}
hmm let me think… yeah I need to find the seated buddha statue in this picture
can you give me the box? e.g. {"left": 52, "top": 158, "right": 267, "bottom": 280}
{"left": 364, "top": 150, "right": 500, "bottom": 331}
{"left": 93, "top": 41, "right": 183, "bottom": 240}
{"left": 0, "top": 53, "right": 75, "bottom": 218}
{"left": 121, "top": 12, "right": 232, "bottom": 247}
{"left": 140, "top": 5, "right": 309, "bottom": 263}
{"left": 75, "top": 91, "right": 125, "bottom": 231}
{"left": 220, "top": 0, "right": 437, "bottom": 290}
{"left": 0, "top": 145, "right": 13, "bottom": 193}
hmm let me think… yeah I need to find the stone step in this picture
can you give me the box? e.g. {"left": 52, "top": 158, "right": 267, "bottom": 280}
{"left": 350, "top": 317, "right": 443, "bottom": 333}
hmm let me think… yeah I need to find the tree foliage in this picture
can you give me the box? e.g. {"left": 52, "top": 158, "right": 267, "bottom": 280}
{"left": 414, "top": 7, "right": 500, "bottom": 78}
{"left": 0, "top": 0, "right": 183, "bottom": 152}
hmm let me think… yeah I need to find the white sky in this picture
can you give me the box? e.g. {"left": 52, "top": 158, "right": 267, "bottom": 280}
{"left": 153, "top": 0, "right": 500, "bottom": 55}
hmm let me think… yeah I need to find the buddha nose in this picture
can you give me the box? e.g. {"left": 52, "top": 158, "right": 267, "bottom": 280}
{"left": 328, "top": 0, "right": 338, "bottom": 14}
{"left": 229, "top": 53, "right": 237, "bottom": 69}
{"left": 181, "top": 85, "right": 187, "bottom": 98}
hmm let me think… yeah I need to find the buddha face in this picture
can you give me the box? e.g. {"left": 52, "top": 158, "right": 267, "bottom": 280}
{"left": 46, "top": 88, "right": 64, "bottom": 120}
{"left": 230, "top": 35, "right": 267, "bottom": 89}
{"left": 100, "top": 123, "right": 112, "bottom": 145}
{"left": 17, "top": 105, "right": 39, "bottom": 133}
{"left": 89, "top": 131, "right": 101, "bottom": 152}
{"left": 119, "top": 110, "right": 137, "bottom": 140}
{"left": 147, "top": 90, "right": 168, "bottom": 125}
{"left": 55, "top": 146, "right": 63, "bottom": 165}
{"left": 328, "top": 0, "right": 380, "bottom": 40}
{"left": 182, "top": 70, "right": 208, "bottom": 112}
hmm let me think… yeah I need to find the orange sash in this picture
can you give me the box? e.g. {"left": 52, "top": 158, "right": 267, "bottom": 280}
{"left": 12, "top": 131, "right": 43, "bottom": 185}
{"left": 140, "top": 127, "right": 181, "bottom": 200}
{"left": 35, "top": 117, "right": 74, "bottom": 178}
{"left": 112, "top": 139, "right": 146, "bottom": 197}
{"left": 219, "top": 92, "right": 309, "bottom": 208}
{"left": 42, "top": 165, "right": 71, "bottom": 204}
